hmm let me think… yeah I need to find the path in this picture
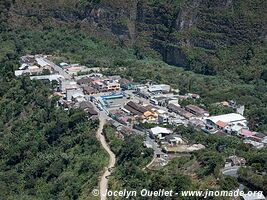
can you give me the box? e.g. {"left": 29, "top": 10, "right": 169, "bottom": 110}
{"left": 96, "top": 112, "right": 116, "bottom": 200}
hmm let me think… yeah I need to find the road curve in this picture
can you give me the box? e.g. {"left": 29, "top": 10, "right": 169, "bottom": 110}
{"left": 96, "top": 112, "right": 116, "bottom": 200}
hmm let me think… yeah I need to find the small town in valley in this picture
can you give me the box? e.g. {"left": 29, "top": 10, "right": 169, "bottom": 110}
{"left": 15, "top": 54, "right": 267, "bottom": 200}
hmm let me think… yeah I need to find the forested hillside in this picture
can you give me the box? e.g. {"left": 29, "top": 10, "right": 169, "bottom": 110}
{"left": 5, "top": 0, "right": 267, "bottom": 80}
{"left": 0, "top": 76, "right": 108, "bottom": 199}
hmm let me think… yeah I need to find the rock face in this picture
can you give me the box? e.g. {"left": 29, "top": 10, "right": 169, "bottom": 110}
{"left": 7, "top": 0, "right": 267, "bottom": 67}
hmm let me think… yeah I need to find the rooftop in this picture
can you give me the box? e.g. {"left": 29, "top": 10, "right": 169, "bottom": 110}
{"left": 150, "top": 126, "right": 172, "bottom": 135}
{"left": 185, "top": 104, "right": 208, "bottom": 115}
{"left": 207, "top": 113, "right": 246, "bottom": 124}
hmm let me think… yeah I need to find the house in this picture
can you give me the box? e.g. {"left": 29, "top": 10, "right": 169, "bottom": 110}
{"left": 150, "top": 126, "right": 173, "bottom": 140}
{"left": 168, "top": 103, "right": 193, "bottom": 119}
{"left": 108, "top": 75, "right": 121, "bottom": 82}
{"left": 79, "top": 101, "right": 94, "bottom": 110}
{"left": 124, "top": 101, "right": 156, "bottom": 123}
{"left": 189, "top": 119, "right": 205, "bottom": 128}
{"left": 158, "top": 114, "right": 169, "bottom": 124}
{"left": 66, "top": 88, "right": 84, "bottom": 101}
{"left": 108, "top": 119, "right": 122, "bottom": 129}
{"left": 238, "top": 129, "right": 256, "bottom": 138}
{"left": 85, "top": 107, "right": 98, "bottom": 116}
{"left": 83, "top": 86, "right": 97, "bottom": 95}
{"left": 225, "top": 156, "right": 246, "bottom": 167}
{"left": 165, "top": 134, "right": 185, "bottom": 145}
{"left": 117, "top": 126, "right": 134, "bottom": 135}
{"left": 136, "top": 85, "right": 151, "bottom": 99}
{"left": 250, "top": 132, "right": 266, "bottom": 142}
{"left": 124, "top": 101, "right": 148, "bottom": 116}
{"left": 142, "top": 111, "right": 157, "bottom": 123}
{"left": 148, "top": 84, "right": 171, "bottom": 94}
{"left": 93, "top": 79, "right": 120, "bottom": 92}
{"left": 120, "top": 78, "right": 136, "bottom": 90}
{"left": 60, "top": 80, "right": 79, "bottom": 93}
{"left": 185, "top": 104, "right": 209, "bottom": 117}
{"left": 244, "top": 139, "right": 264, "bottom": 149}
{"left": 165, "top": 97, "right": 179, "bottom": 106}
{"left": 77, "top": 77, "right": 93, "bottom": 85}
{"left": 168, "top": 102, "right": 181, "bottom": 111}
{"left": 30, "top": 74, "right": 64, "bottom": 82}
{"left": 186, "top": 93, "right": 200, "bottom": 99}
{"left": 150, "top": 96, "right": 168, "bottom": 106}
{"left": 144, "top": 141, "right": 153, "bottom": 149}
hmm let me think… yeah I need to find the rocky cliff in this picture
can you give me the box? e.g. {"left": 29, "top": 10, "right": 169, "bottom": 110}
{"left": 6, "top": 0, "right": 267, "bottom": 72}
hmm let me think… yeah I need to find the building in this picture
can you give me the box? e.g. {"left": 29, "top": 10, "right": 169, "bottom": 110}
{"left": 168, "top": 103, "right": 193, "bottom": 119}
{"left": 150, "top": 126, "right": 173, "bottom": 140}
{"left": 79, "top": 101, "right": 93, "bottom": 110}
{"left": 15, "top": 55, "right": 53, "bottom": 77}
{"left": 136, "top": 85, "right": 151, "bottom": 99}
{"left": 186, "top": 93, "right": 200, "bottom": 99}
{"left": 206, "top": 113, "right": 248, "bottom": 134}
{"left": 124, "top": 101, "right": 149, "bottom": 116}
{"left": 60, "top": 80, "right": 79, "bottom": 93}
{"left": 238, "top": 129, "right": 255, "bottom": 138}
{"left": 85, "top": 107, "right": 98, "bottom": 116}
{"left": 120, "top": 78, "right": 136, "bottom": 90}
{"left": 108, "top": 75, "right": 121, "bottom": 82}
{"left": 148, "top": 84, "right": 171, "bottom": 94}
{"left": 66, "top": 88, "right": 84, "bottom": 101}
{"left": 150, "top": 96, "right": 168, "bottom": 106}
{"left": 77, "top": 77, "right": 93, "bottom": 86}
{"left": 185, "top": 105, "right": 209, "bottom": 117}
{"left": 83, "top": 86, "right": 97, "bottom": 95}
{"left": 189, "top": 119, "right": 205, "bottom": 128}
{"left": 93, "top": 79, "right": 120, "bottom": 92}
{"left": 124, "top": 101, "right": 156, "bottom": 122}
{"left": 244, "top": 140, "right": 264, "bottom": 149}
{"left": 30, "top": 74, "right": 64, "bottom": 82}
{"left": 225, "top": 156, "right": 246, "bottom": 167}
{"left": 158, "top": 114, "right": 169, "bottom": 124}
{"left": 164, "top": 134, "right": 185, "bottom": 145}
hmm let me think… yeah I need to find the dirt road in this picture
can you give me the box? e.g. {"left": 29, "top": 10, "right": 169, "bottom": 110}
{"left": 96, "top": 112, "right": 116, "bottom": 200}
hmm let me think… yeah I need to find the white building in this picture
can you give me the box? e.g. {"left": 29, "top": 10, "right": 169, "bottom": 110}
{"left": 30, "top": 74, "right": 64, "bottom": 82}
{"left": 148, "top": 84, "right": 171, "bottom": 93}
{"left": 66, "top": 88, "right": 84, "bottom": 101}
{"left": 150, "top": 126, "right": 173, "bottom": 140}
{"left": 60, "top": 80, "right": 79, "bottom": 93}
{"left": 206, "top": 113, "right": 248, "bottom": 134}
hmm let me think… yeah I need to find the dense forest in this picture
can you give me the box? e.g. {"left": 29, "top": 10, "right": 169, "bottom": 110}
{"left": 0, "top": 18, "right": 110, "bottom": 200}
{"left": 0, "top": 76, "right": 109, "bottom": 199}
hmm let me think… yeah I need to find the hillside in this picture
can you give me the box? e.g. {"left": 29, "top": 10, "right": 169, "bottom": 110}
{"left": 3, "top": 0, "right": 266, "bottom": 80}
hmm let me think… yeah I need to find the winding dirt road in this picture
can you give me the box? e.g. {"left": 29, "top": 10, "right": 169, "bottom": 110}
{"left": 96, "top": 112, "right": 116, "bottom": 200}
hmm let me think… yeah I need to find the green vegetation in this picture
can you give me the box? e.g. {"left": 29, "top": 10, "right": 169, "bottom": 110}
{"left": 238, "top": 152, "right": 267, "bottom": 193}
{"left": 176, "top": 126, "right": 267, "bottom": 193}
{"left": 104, "top": 126, "right": 255, "bottom": 199}
{"left": 0, "top": 23, "right": 111, "bottom": 200}
{"left": 0, "top": 76, "right": 108, "bottom": 199}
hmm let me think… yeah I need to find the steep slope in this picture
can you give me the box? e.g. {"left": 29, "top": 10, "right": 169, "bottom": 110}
{"left": 7, "top": 0, "right": 267, "bottom": 77}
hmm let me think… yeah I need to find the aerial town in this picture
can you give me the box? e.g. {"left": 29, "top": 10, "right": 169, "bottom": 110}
{"left": 13, "top": 54, "right": 267, "bottom": 199}
{"left": 15, "top": 54, "right": 266, "bottom": 160}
